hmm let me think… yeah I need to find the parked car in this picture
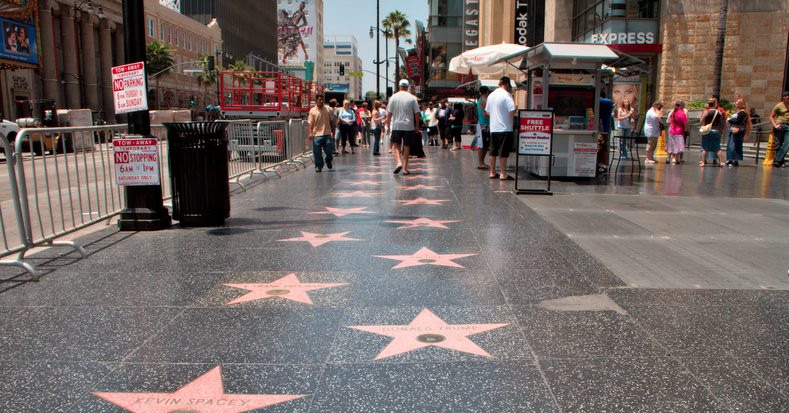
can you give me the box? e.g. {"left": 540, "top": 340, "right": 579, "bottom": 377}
{"left": 0, "top": 116, "right": 20, "bottom": 153}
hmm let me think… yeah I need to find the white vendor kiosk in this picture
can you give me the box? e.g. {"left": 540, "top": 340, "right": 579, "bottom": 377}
{"left": 507, "top": 43, "right": 620, "bottom": 178}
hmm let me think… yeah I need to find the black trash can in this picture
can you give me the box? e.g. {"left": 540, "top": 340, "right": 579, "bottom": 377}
{"left": 163, "top": 122, "right": 230, "bottom": 226}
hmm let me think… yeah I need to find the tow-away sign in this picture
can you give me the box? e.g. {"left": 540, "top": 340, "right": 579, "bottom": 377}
{"left": 113, "top": 137, "right": 160, "bottom": 186}
{"left": 112, "top": 62, "right": 148, "bottom": 114}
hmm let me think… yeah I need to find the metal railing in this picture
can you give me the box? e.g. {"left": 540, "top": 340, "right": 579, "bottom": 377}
{"left": 0, "top": 119, "right": 311, "bottom": 280}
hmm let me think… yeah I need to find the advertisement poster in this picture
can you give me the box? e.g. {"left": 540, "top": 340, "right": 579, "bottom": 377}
{"left": 612, "top": 76, "right": 643, "bottom": 116}
{"left": 0, "top": 2, "right": 39, "bottom": 66}
{"left": 518, "top": 110, "right": 553, "bottom": 155}
{"left": 277, "top": 0, "right": 316, "bottom": 68}
{"left": 112, "top": 62, "right": 148, "bottom": 114}
{"left": 573, "top": 142, "right": 597, "bottom": 177}
{"left": 113, "top": 138, "right": 160, "bottom": 186}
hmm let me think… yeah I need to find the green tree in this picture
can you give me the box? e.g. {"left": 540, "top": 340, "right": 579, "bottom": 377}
{"left": 194, "top": 54, "right": 218, "bottom": 106}
{"left": 382, "top": 10, "right": 412, "bottom": 84}
{"left": 145, "top": 40, "right": 174, "bottom": 109}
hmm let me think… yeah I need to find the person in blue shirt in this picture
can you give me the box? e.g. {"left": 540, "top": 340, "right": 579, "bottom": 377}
{"left": 598, "top": 91, "right": 614, "bottom": 171}
{"left": 476, "top": 86, "right": 491, "bottom": 168}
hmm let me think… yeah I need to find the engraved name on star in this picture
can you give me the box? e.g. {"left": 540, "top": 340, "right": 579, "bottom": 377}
{"left": 396, "top": 197, "right": 450, "bottom": 206}
{"left": 348, "top": 180, "right": 384, "bottom": 186}
{"left": 93, "top": 366, "right": 305, "bottom": 412}
{"left": 401, "top": 184, "right": 444, "bottom": 191}
{"left": 278, "top": 231, "right": 363, "bottom": 247}
{"left": 224, "top": 273, "right": 348, "bottom": 305}
{"left": 309, "top": 207, "right": 375, "bottom": 217}
{"left": 348, "top": 308, "right": 509, "bottom": 360}
{"left": 374, "top": 247, "right": 477, "bottom": 269}
{"left": 356, "top": 172, "right": 387, "bottom": 176}
{"left": 333, "top": 191, "right": 383, "bottom": 198}
{"left": 385, "top": 217, "right": 461, "bottom": 229}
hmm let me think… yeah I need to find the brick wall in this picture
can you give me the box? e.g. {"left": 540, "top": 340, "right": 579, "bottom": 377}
{"left": 659, "top": 10, "right": 788, "bottom": 118}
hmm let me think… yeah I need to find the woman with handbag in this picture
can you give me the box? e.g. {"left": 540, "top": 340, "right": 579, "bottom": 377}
{"left": 667, "top": 100, "right": 687, "bottom": 164}
{"left": 699, "top": 98, "right": 724, "bottom": 166}
{"left": 726, "top": 99, "right": 750, "bottom": 166}
{"left": 643, "top": 101, "right": 664, "bottom": 164}
{"left": 614, "top": 98, "right": 636, "bottom": 159}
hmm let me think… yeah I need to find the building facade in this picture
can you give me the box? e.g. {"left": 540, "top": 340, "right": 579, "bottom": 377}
{"left": 181, "top": 0, "right": 277, "bottom": 65}
{"left": 322, "top": 35, "right": 361, "bottom": 100}
{"left": 145, "top": 0, "right": 222, "bottom": 110}
{"left": 277, "top": 0, "right": 323, "bottom": 83}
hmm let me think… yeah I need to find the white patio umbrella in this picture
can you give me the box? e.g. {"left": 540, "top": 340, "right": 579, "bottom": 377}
{"left": 448, "top": 43, "right": 528, "bottom": 76}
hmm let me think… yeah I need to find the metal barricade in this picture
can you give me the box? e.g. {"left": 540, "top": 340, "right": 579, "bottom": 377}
{"left": 0, "top": 132, "right": 38, "bottom": 278}
{"left": 150, "top": 124, "right": 172, "bottom": 200}
{"left": 255, "top": 120, "right": 289, "bottom": 177}
{"left": 283, "top": 119, "right": 311, "bottom": 168}
{"left": 217, "top": 119, "right": 258, "bottom": 189}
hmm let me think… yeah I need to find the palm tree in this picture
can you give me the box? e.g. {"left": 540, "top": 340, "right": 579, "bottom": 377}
{"left": 194, "top": 54, "right": 218, "bottom": 106}
{"left": 712, "top": 0, "right": 729, "bottom": 99}
{"left": 382, "top": 10, "right": 412, "bottom": 84}
{"left": 145, "top": 40, "right": 174, "bottom": 109}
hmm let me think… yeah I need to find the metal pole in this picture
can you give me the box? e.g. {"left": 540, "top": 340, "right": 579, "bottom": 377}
{"left": 385, "top": 38, "right": 389, "bottom": 98}
{"left": 376, "top": 0, "right": 380, "bottom": 100}
{"left": 117, "top": 0, "right": 171, "bottom": 230}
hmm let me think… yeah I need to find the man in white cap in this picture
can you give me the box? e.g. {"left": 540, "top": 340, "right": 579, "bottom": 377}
{"left": 485, "top": 76, "right": 517, "bottom": 180}
{"left": 385, "top": 79, "right": 421, "bottom": 175}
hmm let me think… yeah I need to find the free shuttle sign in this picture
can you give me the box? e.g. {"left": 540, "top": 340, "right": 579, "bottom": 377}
{"left": 112, "top": 62, "right": 148, "bottom": 114}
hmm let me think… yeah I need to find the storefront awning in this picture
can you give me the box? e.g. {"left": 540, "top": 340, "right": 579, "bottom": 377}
{"left": 490, "top": 42, "right": 621, "bottom": 71}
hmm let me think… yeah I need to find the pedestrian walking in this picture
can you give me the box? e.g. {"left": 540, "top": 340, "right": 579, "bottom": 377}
{"left": 371, "top": 100, "right": 385, "bottom": 156}
{"left": 425, "top": 102, "right": 439, "bottom": 146}
{"left": 449, "top": 102, "right": 464, "bottom": 151}
{"left": 338, "top": 100, "right": 357, "bottom": 154}
{"left": 437, "top": 101, "right": 449, "bottom": 148}
{"left": 386, "top": 79, "right": 421, "bottom": 175}
{"left": 643, "top": 101, "right": 664, "bottom": 164}
{"left": 614, "top": 98, "right": 636, "bottom": 159}
{"left": 597, "top": 91, "right": 614, "bottom": 171}
{"left": 667, "top": 100, "right": 687, "bottom": 164}
{"left": 307, "top": 94, "right": 335, "bottom": 173}
{"left": 476, "top": 86, "right": 491, "bottom": 169}
{"left": 485, "top": 76, "right": 517, "bottom": 180}
{"left": 726, "top": 98, "right": 750, "bottom": 166}
{"left": 769, "top": 91, "right": 789, "bottom": 167}
{"left": 699, "top": 98, "right": 724, "bottom": 167}
{"left": 329, "top": 99, "right": 340, "bottom": 155}
{"left": 358, "top": 102, "right": 371, "bottom": 147}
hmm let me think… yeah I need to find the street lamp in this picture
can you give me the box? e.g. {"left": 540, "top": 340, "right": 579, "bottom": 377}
{"left": 72, "top": 0, "right": 105, "bottom": 19}
{"left": 60, "top": 72, "right": 85, "bottom": 108}
{"left": 370, "top": 25, "right": 390, "bottom": 100}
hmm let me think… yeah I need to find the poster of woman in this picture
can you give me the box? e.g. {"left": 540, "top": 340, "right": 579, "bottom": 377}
{"left": 277, "top": 1, "right": 314, "bottom": 67}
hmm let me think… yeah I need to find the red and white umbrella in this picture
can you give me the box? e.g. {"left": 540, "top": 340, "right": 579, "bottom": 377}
{"left": 448, "top": 43, "right": 528, "bottom": 76}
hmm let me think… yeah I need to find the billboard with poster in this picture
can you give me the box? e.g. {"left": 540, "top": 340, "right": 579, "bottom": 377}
{"left": 612, "top": 76, "right": 643, "bottom": 116}
{"left": 277, "top": 0, "right": 316, "bottom": 69}
{"left": 0, "top": 2, "right": 39, "bottom": 66}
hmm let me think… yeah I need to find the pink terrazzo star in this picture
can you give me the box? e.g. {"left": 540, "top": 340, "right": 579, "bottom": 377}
{"left": 401, "top": 184, "right": 444, "bottom": 191}
{"left": 385, "top": 217, "right": 461, "bottom": 229}
{"left": 93, "top": 366, "right": 305, "bottom": 412}
{"left": 333, "top": 190, "right": 383, "bottom": 198}
{"left": 224, "top": 273, "right": 348, "bottom": 305}
{"left": 402, "top": 175, "right": 442, "bottom": 181}
{"left": 405, "top": 167, "right": 433, "bottom": 172}
{"left": 356, "top": 172, "right": 387, "bottom": 176}
{"left": 374, "top": 246, "right": 476, "bottom": 269}
{"left": 396, "top": 197, "right": 450, "bottom": 206}
{"left": 348, "top": 180, "right": 384, "bottom": 186}
{"left": 309, "top": 207, "right": 375, "bottom": 217}
{"left": 278, "top": 231, "right": 363, "bottom": 247}
{"left": 348, "top": 308, "right": 508, "bottom": 360}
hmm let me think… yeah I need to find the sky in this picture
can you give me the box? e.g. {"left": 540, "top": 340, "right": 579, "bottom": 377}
{"left": 323, "top": 0, "right": 429, "bottom": 95}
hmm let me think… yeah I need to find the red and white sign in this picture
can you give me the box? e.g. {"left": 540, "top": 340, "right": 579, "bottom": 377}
{"left": 573, "top": 142, "right": 597, "bottom": 177}
{"left": 113, "top": 137, "right": 160, "bottom": 186}
{"left": 518, "top": 110, "right": 553, "bottom": 155}
{"left": 111, "top": 62, "right": 148, "bottom": 114}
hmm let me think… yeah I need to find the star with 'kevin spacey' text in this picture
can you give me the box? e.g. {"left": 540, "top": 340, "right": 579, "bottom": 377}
{"left": 348, "top": 308, "right": 508, "bottom": 360}
{"left": 385, "top": 217, "right": 461, "bottom": 229}
{"left": 396, "top": 197, "right": 450, "bottom": 206}
{"left": 374, "top": 246, "right": 477, "bottom": 269}
{"left": 224, "top": 273, "right": 348, "bottom": 305}
{"left": 333, "top": 190, "right": 383, "bottom": 198}
{"left": 309, "top": 207, "right": 374, "bottom": 217}
{"left": 278, "top": 231, "right": 363, "bottom": 247}
{"left": 401, "top": 184, "right": 444, "bottom": 191}
{"left": 93, "top": 366, "right": 305, "bottom": 412}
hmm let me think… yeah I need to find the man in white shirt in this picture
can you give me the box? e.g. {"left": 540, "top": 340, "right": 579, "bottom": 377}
{"left": 485, "top": 76, "right": 517, "bottom": 180}
{"left": 385, "top": 79, "right": 421, "bottom": 175}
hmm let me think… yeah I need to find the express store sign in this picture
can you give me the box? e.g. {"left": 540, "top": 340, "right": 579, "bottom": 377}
{"left": 591, "top": 31, "right": 656, "bottom": 45}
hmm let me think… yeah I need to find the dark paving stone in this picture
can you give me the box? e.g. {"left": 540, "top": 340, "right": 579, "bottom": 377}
{"left": 496, "top": 269, "right": 601, "bottom": 305}
{"left": 737, "top": 357, "right": 789, "bottom": 397}
{"left": 310, "top": 362, "right": 559, "bottom": 413}
{"left": 704, "top": 304, "right": 788, "bottom": 358}
{"left": 0, "top": 361, "right": 115, "bottom": 411}
{"left": 540, "top": 358, "right": 726, "bottom": 412}
{"left": 512, "top": 305, "right": 667, "bottom": 359}
{"left": 329, "top": 305, "right": 533, "bottom": 363}
{"left": 649, "top": 288, "right": 789, "bottom": 308}
{"left": 193, "top": 270, "right": 356, "bottom": 308}
{"left": 79, "top": 363, "right": 319, "bottom": 412}
{"left": 128, "top": 307, "right": 344, "bottom": 364}
{"left": 679, "top": 357, "right": 789, "bottom": 412}
{"left": 605, "top": 287, "right": 664, "bottom": 311}
{"left": 627, "top": 304, "right": 731, "bottom": 357}
{"left": 0, "top": 307, "right": 181, "bottom": 362}
{"left": 348, "top": 270, "right": 506, "bottom": 307}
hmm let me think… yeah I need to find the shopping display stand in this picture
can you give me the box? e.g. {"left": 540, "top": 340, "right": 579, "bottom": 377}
{"left": 515, "top": 109, "right": 554, "bottom": 195}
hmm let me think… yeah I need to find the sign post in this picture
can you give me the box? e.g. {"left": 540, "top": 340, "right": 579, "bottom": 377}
{"left": 515, "top": 109, "right": 553, "bottom": 195}
{"left": 112, "top": 62, "right": 148, "bottom": 114}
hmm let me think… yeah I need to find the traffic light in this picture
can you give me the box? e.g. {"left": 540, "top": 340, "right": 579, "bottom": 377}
{"left": 189, "top": 96, "right": 195, "bottom": 106}
{"left": 207, "top": 56, "right": 215, "bottom": 71}
{"left": 339, "top": 63, "right": 345, "bottom": 76}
